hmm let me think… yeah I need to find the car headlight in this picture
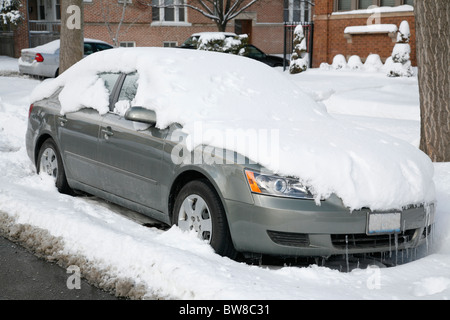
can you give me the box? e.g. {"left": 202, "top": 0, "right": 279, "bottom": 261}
{"left": 244, "top": 169, "right": 314, "bottom": 200}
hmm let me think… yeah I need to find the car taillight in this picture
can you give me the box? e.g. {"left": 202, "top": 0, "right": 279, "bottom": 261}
{"left": 28, "top": 104, "right": 34, "bottom": 118}
{"left": 35, "top": 53, "right": 44, "bottom": 62}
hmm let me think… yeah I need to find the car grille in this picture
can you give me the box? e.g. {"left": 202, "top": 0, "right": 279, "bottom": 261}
{"left": 331, "top": 229, "right": 417, "bottom": 249}
{"left": 267, "top": 230, "right": 310, "bottom": 247}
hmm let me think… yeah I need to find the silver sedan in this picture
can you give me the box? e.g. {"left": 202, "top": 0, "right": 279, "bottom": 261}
{"left": 18, "top": 39, "right": 113, "bottom": 78}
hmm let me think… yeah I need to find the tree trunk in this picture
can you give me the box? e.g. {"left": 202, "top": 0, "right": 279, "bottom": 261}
{"left": 415, "top": 0, "right": 450, "bottom": 162}
{"left": 59, "top": 0, "right": 84, "bottom": 75}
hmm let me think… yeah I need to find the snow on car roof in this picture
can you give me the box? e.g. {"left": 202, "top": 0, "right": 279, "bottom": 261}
{"left": 30, "top": 47, "right": 435, "bottom": 211}
{"left": 190, "top": 32, "right": 237, "bottom": 37}
{"left": 21, "top": 38, "right": 111, "bottom": 54}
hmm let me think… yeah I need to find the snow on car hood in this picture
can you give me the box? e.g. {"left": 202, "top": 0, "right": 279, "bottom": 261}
{"left": 30, "top": 47, "right": 436, "bottom": 211}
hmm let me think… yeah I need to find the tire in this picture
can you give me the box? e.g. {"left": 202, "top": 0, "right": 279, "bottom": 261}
{"left": 37, "top": 138, "right": 72, "bottom": 194}
{"left": 173, "top": 180, "right": 237, "bottom": 259}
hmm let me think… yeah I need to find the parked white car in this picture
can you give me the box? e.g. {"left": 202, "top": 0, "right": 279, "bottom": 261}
{"left": 18, "top": 38, "right": 113, "bottom": 78}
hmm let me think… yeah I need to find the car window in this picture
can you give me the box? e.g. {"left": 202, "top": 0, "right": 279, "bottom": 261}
{"left": 95, "top": 43, "right": 113, "bottom": 52}
{"left": 245, "top": 45, "right": 265, "bottom": 59}
{"left": 98, "top": 72, "right": 121, "bottom": 108}
{"left": 114, "top": 72, "right": 139, "bottom": 116}
{"left": 84, "top": 43, "right": 95, "bottom": 55}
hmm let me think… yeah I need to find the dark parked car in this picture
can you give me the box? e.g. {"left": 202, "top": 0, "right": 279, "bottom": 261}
{"left": 180, "top": 32, "right": 289, "bottom": 67}
{"left": 242, "top": 44, "right": 288, "bottom": 67}
{"left": 26, "top": 47, "right": 435, "bottom": 261}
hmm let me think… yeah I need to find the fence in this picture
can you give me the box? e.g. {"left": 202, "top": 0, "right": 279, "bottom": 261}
{"left": 283, "top": 22, "right": 314, "bottom": 71}
{"left": 28, "top": 20, "right": 61, "bottom": 48}
{"left": 0, "top": 31, "right": 15, "bottom": 57}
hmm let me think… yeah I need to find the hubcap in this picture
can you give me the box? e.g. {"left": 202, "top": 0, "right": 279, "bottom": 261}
{"left": 39, "top": 147, "right": 58, "bottom": 180}
{"left": 177, "top": 194, "right": 212, "bottom": 242}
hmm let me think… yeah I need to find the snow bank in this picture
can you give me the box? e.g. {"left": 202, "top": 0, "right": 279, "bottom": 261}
{"left": 29, "top": 47, "right": 435, "bottom": 211}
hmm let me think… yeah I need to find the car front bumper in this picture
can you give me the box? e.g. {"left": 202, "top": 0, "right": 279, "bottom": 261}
{"left": 225, "top": 194, "right": 435, "bottom": 257}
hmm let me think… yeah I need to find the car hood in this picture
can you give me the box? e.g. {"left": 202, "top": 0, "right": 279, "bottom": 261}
{"left": 30, "top": 47, "right": 436, "bottom": 211}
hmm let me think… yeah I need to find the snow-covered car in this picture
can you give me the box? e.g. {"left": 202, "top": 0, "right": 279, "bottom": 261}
{"left": 26, "top": 47, "right": 436, "bottom": 260}
{"left": 180, "top": 32, "right": 288, "bottom": 67}
{"left": 18, "top": 39, "right": 113, "bottom": 78}
{"left": 179, "top": 32, "right": 239, "bottom": 49}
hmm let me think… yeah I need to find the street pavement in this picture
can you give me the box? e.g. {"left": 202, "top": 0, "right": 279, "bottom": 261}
{"left": 0, "top": 236, "right": 118, "bottom": 300}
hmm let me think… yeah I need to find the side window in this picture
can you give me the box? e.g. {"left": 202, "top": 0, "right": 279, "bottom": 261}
{"left": 84, "top": 43, "right": 95, "bottom": 55}
{"left": 95, "top": 43, "right": 113, "bottom": 52}
{"left": 98, "top": 72, "right": 121, "bottom": 109}
{"left": 114, "top": 72, "right": 139, "bottom": 116}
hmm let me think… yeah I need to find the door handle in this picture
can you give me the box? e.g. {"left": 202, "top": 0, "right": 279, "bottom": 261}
{"left": 101, "top": 127, "right": 114, "bottom": 140}
{"left": 58, "top": 116, "right": 67, "bottom": 127}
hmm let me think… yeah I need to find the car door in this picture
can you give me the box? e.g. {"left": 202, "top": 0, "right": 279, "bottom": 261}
{"left": 57, "top": 72, "right": 121, "bottom": 188}
{"left": 97, "top": 72, "right": 165, "bottom": 211}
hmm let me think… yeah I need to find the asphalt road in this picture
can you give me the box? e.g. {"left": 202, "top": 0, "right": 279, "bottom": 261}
{"left": 0, "top": 236, "right": 118, "bottom": 300}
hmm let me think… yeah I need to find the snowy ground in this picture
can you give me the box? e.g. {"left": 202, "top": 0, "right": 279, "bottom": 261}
{"left": 0, "top": 55, "right": 449, "bottom": 300}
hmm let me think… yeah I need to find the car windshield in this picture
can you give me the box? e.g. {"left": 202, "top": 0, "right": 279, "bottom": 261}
{"left": 245, "top": 45, "right": 265, "bottom": 59}
{"left": 181, "top": 36, "right": 199, "bottom": 48}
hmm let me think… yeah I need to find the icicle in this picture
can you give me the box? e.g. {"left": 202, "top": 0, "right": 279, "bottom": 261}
{"left": 345, "top": 235, "right": 349, "bottom": 272}
{"left": 394, "top": 233, "right": 399, "bottom": 266}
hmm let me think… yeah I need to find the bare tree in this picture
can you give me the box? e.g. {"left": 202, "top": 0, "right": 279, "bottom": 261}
{"left": 415, "top": 0, "right": 450, "bottom": 162}
{"left": 101, "top": 0, "right": 150, "bottom": 47}
{"left": 59, "top": 0, "right": 84, "bottom": 74}
{"left": 145, "top": 0, "right": 262, "bottom": 32}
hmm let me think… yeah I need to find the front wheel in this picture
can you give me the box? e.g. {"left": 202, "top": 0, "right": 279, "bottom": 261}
{"left": 173, "top": 180, "right": 237, "bottom": 259}
{"left": 37, "top": 138, "right": 72, "bottom": 194}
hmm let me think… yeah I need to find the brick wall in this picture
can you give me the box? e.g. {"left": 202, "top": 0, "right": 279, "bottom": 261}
{"left": 12, "top": 0, "right": 286, "bottom": 57}
{"left": 313, "top": 0, "right": 416, "bottom": 68}
{"left": 13, "top": 3, "right": 30, "bottom": 57}
{"left": 83, "top": 0, "right": 285, "bottom": 54}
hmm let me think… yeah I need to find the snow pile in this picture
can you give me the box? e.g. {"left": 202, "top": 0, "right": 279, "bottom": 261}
{"left": 29, "top": 47, "right": 435, "bottom": 211}
{"left": 387, "top": 21, "right": 413, "bottom": 77}
{"left": 289, "top": 25, "right": 308, "bottom": 74}
{"left": 321, "top": 53, "right": 416, "bottom": 76}
{"left": 0, "top": 55, "right": 19, "bottom": 75}
{"left": 347, "top": 55, "right": 363, "bottom": 70}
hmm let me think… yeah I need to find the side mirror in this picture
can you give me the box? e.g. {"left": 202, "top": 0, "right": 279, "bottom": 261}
{"left": 125, "top": 107, "right": 157, "bottom": 126}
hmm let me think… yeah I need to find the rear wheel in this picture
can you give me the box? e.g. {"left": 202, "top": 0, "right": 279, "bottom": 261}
{"left": 37, "top": 138, "right": 72, "bottom": 194}
{"left": 173, "top": 180, "right": 237, "bottom": 259}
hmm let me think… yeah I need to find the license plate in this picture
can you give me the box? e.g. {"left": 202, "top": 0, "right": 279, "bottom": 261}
{"left": 367, "top": 212, "right": 401, "bottom": 235}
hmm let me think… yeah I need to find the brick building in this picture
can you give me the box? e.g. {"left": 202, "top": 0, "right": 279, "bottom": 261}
{"left": 4, "top": 0, "right": 313, "bottom": 58}
{"left": 312, "top": 0, "right": 416, "bottom": 68}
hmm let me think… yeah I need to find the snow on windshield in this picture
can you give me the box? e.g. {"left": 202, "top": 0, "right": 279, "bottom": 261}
{"left": 29, "top": 47, "right": 435, "bottom": 211}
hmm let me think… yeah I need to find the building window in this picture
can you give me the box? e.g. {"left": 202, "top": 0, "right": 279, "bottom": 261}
{"left": 336, "top": 0, "right": 414, "bottom": 11}
{"left": 152, "top": 0, "right": 186, "bottom": 23}
{"left": 358, "top": 0, "right": 373, "bottom": 9}
{"left": 163, "top": 41, "right": 178, "bottom": 47}
{"left": 38, "top": 0, "right": 45, "bottom": 20}
{"left": 55, "top": 0, "right": 61, "bottom": 20}
{"left": 337, "top": 0, "right": 352, "bottom": 11}
{"left": 380, "top": 0, "right": 395, "bottom": 6}
{"left": 284, "top": 0, "right": 312, "bottom": 22}
{"left": 120, "top": 41, "right": 136, "bottom": 47}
